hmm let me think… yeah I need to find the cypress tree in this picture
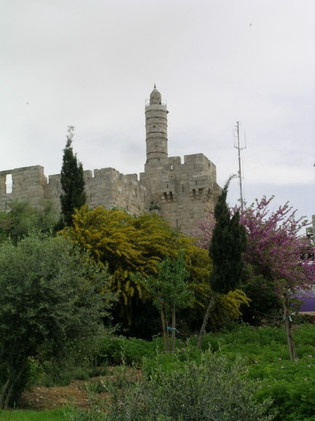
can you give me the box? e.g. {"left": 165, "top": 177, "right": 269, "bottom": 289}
{"left": 209, "top": 177, "right": 247, "bottom": 294}
{"left": 198, "top": 176, "right": 247, "bottom": 347}
{"left": 60, "top": 126, "right": 86, "bottom": 227}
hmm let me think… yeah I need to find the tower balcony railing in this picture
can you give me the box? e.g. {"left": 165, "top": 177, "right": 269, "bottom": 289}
{"left": 145, "top": 99, "right": 167, "bottom": 109}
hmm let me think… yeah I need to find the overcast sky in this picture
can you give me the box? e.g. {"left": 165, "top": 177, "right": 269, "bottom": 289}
{"left": 1, "top": 0, "right": 314, "bottom": 225}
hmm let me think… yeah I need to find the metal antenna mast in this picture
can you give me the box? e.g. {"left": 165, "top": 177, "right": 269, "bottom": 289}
{"left": 234, "top": 121, "right": 246, "bottom": 208}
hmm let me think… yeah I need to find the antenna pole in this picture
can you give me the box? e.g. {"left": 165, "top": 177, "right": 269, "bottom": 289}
{"left": 234, "top": 121, "right": 245, "bottom": 209}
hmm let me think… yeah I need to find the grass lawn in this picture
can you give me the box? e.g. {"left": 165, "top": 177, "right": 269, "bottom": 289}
{"left": 0, "top": 409, "right": 67, "bottom": 421}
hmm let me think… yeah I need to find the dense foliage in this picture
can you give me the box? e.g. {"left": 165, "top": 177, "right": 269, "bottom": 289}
{"left": 197, "top": 196, "right": 315, "bottom": 325}
{"left": 0, "top": 201, "right": 57, "bottom": 244}
{"left": 198, "top": 178, "right": 247, "bottom": 347}
{"left": 237, "top": 196, "right": 315, "bottom": 296}
{"left": 68, "top": 323, "right": 315, "bottom": 421}
{"left": 199, "top": 323, "right": 315, "bottom": 421}
{"left": 209, "top": 178, "right": 247, "bottom": 294}
{"left": 64, "top": 206, "right": 214, "bottom": 331}
{"left": 60, "top": 126, "right": 86, "bottom": 227}
{"left": 70, "top": 351, "right": 274, "bottom": 421}
{"left": 0, "top": 235, "right": 112, "bottom": 408}
{"left": 137, "top": 252, "right": 194, "bottom": 350}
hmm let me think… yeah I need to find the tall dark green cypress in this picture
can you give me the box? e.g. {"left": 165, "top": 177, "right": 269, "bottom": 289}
{"left": 60, "top": 126, "right": 86, "bottom": 227}
{"left": 209, "top": 177, "right": 247, "bottom": 294}
{"left": 198, "top": 176, "right": 247, "bottom": 348}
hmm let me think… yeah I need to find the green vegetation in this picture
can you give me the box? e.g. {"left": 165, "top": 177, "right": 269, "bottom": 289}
{"left": 1, "top": 186, "right": 314, "bottom": 420}
{"left": 198, "top": 176, "right": 247, "bottom": 348}
{"left": 0, "top": 234, "right": 113, "bottom": 408}
{"left": 1, "top": 324, "right": 315, "bottom": 419}
{"left": 65, "top": 205, "right": 248, "bottom": 336}
{"left": 70, "top": 323, "right": 315, "bottom": 421}
{"left": 59, "top": 126, "right": 86, "bottom": 227}
{"left": 92, "top": 350, "right": 274, "bottom": 421}
{"left": 137, "top": 251, "right": 194, "bottom": 351}
{"left": 0, "top": 409, "right": 66, "bottom": 420}
{"left": 0, "top": 200, "right": 57, "bottom": 244}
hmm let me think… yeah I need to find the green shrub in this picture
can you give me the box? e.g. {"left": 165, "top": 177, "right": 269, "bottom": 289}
{"left": 0, "top": 235, "right": 113, "bottom": 408}
{"left": 201, "top": 323, "right": 315, "bottom": 420}
{"left": 67, "top": 350, "right": 274, "bottom": 421}
{"left": 139, "top": 351, "right": 274, "bottom": 421}
{"left": 97, "top": 335, "right": 161, "bottom": 366}
{"left": 249, "top": 355, "right": 315, "bottom": 420}
{"left": 142, "top": 345, "right": 202, "bottom": 377}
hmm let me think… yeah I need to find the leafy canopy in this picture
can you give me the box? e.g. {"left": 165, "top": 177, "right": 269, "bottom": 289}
{"left": 0, "top": 234, "right": 112, "bottom": 408}
{"left": 65, "top": 206, "right": 212, "bottom": 306}
{"left": 237, "top": 196, "right": 315, "bottom": 295}
{"left": 0, "top": 200, "right": 57, "bottom": 244}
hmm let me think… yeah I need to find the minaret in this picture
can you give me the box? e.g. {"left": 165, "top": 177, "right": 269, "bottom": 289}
{"left": 145, "top": 85, "right": 168, "bottom": 167}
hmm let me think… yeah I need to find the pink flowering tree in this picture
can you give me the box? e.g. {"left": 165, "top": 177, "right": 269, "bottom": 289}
{"left": 237, "top": 196, "right": 314, "bottom": 294}
{"left": 197, "top": 196, "right": 315, "bottom": 360}
{"left": 238, "top": 197, "right": 315, "bottom": 360}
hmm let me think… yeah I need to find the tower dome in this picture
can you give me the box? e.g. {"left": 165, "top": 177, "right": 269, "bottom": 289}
{"left": 150, "top": 84, "right": 162, "bottom": 105}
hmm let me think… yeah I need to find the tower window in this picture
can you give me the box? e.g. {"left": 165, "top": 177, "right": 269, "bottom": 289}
{"left": 5, "top": 174, "right": 12, "bottom": 194}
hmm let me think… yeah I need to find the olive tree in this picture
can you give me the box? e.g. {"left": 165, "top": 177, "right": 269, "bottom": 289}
{"left": 0, "top": 234, "right": 112, "bottom": 408}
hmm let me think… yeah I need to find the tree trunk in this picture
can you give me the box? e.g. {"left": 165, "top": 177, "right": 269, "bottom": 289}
{"left": 0, "top": 363, "right": 27, "bottom": 409}
{"left": 171, "top": 304, "right": 176, "bottom": 351}
{"left": 197, "top": 293, "right": 216, "bottom": 349}
{"left": 160, "top": 307, "right": 169, "bottom": 352}
{"left": 283, "top": 293, "right": 296, "bottom": 361}
{"left": 0, "top": 379, "right": 10, "bottom": 409}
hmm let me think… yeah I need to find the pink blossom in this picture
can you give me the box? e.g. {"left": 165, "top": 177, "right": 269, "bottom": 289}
{"left": 196, "top": 196, "right": 315, "bottom": 296}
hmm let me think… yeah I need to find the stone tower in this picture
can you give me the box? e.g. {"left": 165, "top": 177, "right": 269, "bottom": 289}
{"left": 141, "top": 86, "right": 221, "bottom": 234}
{"left": 145, "top": 85, "right": 168, "bottom": 169}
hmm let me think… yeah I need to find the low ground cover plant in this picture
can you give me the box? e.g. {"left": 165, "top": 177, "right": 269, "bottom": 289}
{"left": 0, "top": 409, "right": 66, "bottom": 420}
{"left": 77, "top": 323, "right": 315, "bottom": 421}
{"left": 195, "top": 323, "right": 315, "bottom": 421}
{"left": 97, "top": 335, "right": 161, "bottom": 366}
{"left": 3, "top": 323, "right": 315, "bottom": 420}
{"left": 69, "top": 350, "right": 274, "bottom": 421}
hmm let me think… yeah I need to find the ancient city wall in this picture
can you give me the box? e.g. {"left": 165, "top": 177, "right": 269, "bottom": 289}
{"left": 0, "top": 166, "right": 47, "bottom": 211}
{"left": 0, "top": 165, "right": 147, "bottom": 218}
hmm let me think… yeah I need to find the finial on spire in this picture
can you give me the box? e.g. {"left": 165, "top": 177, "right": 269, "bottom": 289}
{"left": 154, "top": 83, "right": 156, "bottom": 89}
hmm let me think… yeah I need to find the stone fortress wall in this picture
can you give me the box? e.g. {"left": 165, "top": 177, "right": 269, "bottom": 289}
{"left": 0, "top": 87, "right": 221, "bottom": 234}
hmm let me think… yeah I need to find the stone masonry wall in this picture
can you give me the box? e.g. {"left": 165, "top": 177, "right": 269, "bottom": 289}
{"left": 140, "top": 153, "right": 221, "bottom": 234}
{"left": 0, "top": 166, "right": 47, "bottom": 211}
{"left": 0, "top": 166, "right": 147, "bottom": 218}
{"left": 0, "top": 154, "right": 219, "bottom": 235}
